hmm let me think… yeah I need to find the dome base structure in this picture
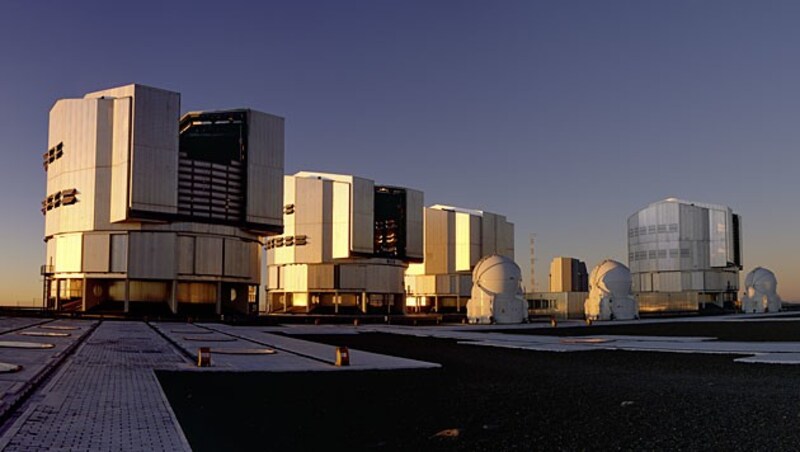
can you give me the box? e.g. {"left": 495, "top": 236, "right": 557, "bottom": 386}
{"left": 584, "top": 295, "right": 638, "bottom": 321}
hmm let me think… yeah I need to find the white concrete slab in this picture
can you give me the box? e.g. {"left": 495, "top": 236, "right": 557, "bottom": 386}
{"left": 360, "top": 322, "right": 800, "bottom": 365}
{"left": 202, "top": 324, "right": 440, "bottom": 371}
{"left": 735, "top": 353, "right": 800, "bottom": 364}
{"left": 273, "top": 324, "right": 361, "bottom": 335}
{"left": 150, "top": 322, "right": 332, "bottom": 372}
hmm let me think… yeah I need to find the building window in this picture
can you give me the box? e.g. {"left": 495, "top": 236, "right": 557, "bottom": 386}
{"left": 41, "top": 188, "right": 79, "bottom": 215}
{"left": 58, "top": 279, "right": 83, "bottom": 300}
{"left": 532, "top": 299, "right": 552, "bottom": 309}
{"left": 42, "top": 142, "right": 64, "bottom": 170}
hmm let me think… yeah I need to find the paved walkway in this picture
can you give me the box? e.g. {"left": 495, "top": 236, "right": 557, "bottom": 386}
{"left": 0, "top": 322, "right": 191, "bottom": 451}
{"left": 0, "top": 320, "right": 95, "bottom": 422}
{"left": 0, "top": 319, "right": 446, "bottom": 451}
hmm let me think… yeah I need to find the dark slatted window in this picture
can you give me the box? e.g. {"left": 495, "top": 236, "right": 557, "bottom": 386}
{"left": 178, "top": 111, "right": 247, "bottom": 224}
{"left": 374, "top": 186, "right": 407, "bottom": 259}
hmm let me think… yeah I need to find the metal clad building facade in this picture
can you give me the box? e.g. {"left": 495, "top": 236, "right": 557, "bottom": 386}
{"left": 265, "top": 172, "right": 424, "bottom": 314}
{"left": 549, "top": 257, "right": 588, "bottom": 293}
{"left": 405, "top": 205, "right": 515, "bottom": 312}
{"left": 628, "top": 198, "right": 742, "bottom": 311}
{"left": 42, "top": 84, "right": 284, "bottom": 315}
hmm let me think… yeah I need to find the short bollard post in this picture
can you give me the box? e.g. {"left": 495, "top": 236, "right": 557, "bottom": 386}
{"left": 335, "top": 346, "right": 350, "bottom": 367}
{"left": 197, "top": 347, "right": 212, "bottom": 367}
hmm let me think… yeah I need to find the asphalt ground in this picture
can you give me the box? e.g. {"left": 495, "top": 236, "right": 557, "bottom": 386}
{"left": 158, "top": 330, "right": 800, "bottom": 451}
{"left": 487, "top": 319, "right": 800, "bottom": 341}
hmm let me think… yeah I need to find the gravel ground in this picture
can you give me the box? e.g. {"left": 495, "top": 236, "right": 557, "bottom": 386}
{"left": 489, "top": 319, "right": 800, "bottom": 341}
{"left": 158, "top": 330, "right": 800, "bottom": 451}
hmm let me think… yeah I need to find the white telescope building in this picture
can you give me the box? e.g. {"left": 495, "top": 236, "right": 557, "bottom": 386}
{"left": 404, "top": 205, "right": 514, "bottom": 313}
{"left": 628, "top": 198, "right": 742, "bottom": 312}
{"left": 42, "top": 84, "right": 284, "bottom": 315}
{"left": 265, "top": 172, "right": 423, "bottom": 314}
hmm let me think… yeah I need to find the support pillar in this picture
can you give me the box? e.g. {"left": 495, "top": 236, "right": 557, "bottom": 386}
{"left": 123, "top": 279, "right": 130, "bottom": 314}
{"left": 81, "top": 278, "right": 87, "bottom": 312}
{"left": 54, "top": 279, "right": 61, "bottom": 311}
{"left": 334, "top": 291, "right": 339, "bottom": 314}
{"left": 169, "top": 280, "right": 178, "bottom": 315}
{"left": 215, "top": 282, "right": 222, "bottom": 315}
{"left": 254, "top": 285, "right": 260, "bottom": 315}
{"left": 456, "top": 276, "right": 461, "bottom": 313}
{"left": 42, "top": 277, "right": 47, "bottom": 311}
{"left": 361, "top": 291, "right": 368, "bottom": 314}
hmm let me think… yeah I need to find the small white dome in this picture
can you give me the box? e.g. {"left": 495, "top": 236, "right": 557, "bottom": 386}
{"left": 589, "top": 259, "right": 632, "bottom": 298}
{"left": 745, "top": 267, "right": 777, "bottom": 292}
{"left": 741, "top": 266, "right": 781, "bottom": 313}
{"left": 744, "top": 267, "right": 778, "bottom": 286}
{"left": 472, "top": 254, "right": 522, "bottom": 296}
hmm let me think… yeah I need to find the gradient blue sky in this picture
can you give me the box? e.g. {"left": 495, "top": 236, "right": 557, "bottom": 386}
{"left": 1, "top": 0, "right": 799, "bottom": 303}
